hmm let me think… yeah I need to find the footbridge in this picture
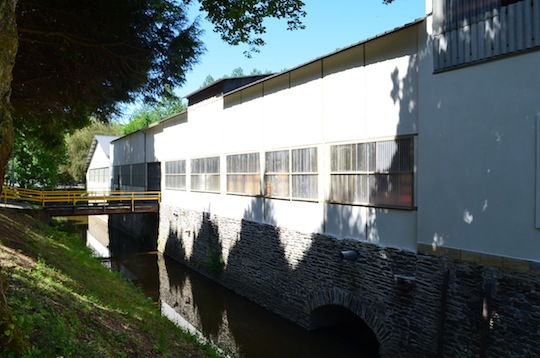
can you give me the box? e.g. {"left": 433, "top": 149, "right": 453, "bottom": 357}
{"left": 1, "top": 186, "right": 160, "bottom": 216}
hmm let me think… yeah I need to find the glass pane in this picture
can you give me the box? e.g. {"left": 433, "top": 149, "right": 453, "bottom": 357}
{"left": 369, "top": 173, "right": 413, "bottom": 207}
{"left": 165, "top": 176, "right": 174, "bottom": 188}
{"left": 331, "top": 144, "right": 356, "bottom": 172}
{"left": 246, "top": 153, "right": 260, "bottom": 173}
{"left": 191, "top": 174, "right": 204, "bottom": 191}
{"left": 265, "top": 174, "right": 289, "bottom": 198}
{"left": 266, "top": 150, "right": 289, "bottom": 173}
{"left": 165, "top": 174, "right": 186, "bottom": 189}
{"left": 227, "top": 174, "right": 260, "bottom": 195}
{"left": 395, "top": 137, "right": 413, "bottom": 172}
{"left": 376, "top": 140, "right": 397, "bottom": 172}
{"left": 292, "top": 147, "right": 317, "bottom": 173}
{"left": 191, "top": 159, "right": 202, "bottom": 174}
{"left": 292, "top": 174, "right": 318, "bottom": 200}
{"left": 227, "top": 153, "right": 260, "bottom": 174}
{"left": 330, "top": 174, "right": 367, "bottom": 204}
{"left": 206, "top": 174, "right": 220, "bottom": 192}
{"left": 167, "top": 160, "right": 185, "bottom": 174}
{"left": 330, "top": 174, "right": 353, "bottom": 203}
{"left": 206, "top": 157, "right": 220, "bottom": 174}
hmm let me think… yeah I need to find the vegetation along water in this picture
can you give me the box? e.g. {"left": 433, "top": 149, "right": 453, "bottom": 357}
{"left": 0, "top": 207, "right": 221, "bottom": 357}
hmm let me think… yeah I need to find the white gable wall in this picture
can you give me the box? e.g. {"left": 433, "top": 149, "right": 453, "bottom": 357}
{"left": 86, "top": 142, "right": 112, "bottom": 191}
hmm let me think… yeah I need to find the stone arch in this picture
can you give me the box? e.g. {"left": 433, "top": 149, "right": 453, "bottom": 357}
{"left": 306, "top": 288, "right": 394, "bottom": 357}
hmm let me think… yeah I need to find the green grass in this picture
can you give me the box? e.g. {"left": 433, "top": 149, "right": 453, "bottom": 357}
{"left": 0, "top": 208, "right": 221, "bottom": 357}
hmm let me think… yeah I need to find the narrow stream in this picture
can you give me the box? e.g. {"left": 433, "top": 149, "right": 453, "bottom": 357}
{"left": 71, "top": 215, "right": 379, "bottom": 357}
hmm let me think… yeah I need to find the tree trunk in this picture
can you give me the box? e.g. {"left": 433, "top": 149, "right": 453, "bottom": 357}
{"left": 0, "top": 0, "right": 18, "bottom": 194}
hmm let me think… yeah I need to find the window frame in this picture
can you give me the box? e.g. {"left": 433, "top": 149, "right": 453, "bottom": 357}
{"left": 165, "top": 160, "right": 187, "bottom": 191}
{"left": 329, "top": 136, "right": 414, "bottom": 209}
{"left": 226, "top": 152, "right": 261, "bottom": 196}
{"left": 265, "top": 146, "right": 319, "bottom": 202}
{"left": 89, "top": 168, "right": 102, "bottom": 183}
{"left": 190, "top": 156, "right": 221, "bottom": 193}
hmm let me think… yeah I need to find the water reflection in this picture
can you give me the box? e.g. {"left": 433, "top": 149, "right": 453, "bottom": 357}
{"left": 83, "top": 215, "right": 377, "bottom": 358}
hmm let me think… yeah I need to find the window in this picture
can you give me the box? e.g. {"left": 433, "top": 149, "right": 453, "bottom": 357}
{"left": 291, "top": 147, "right": 318, "bottom": 200}
{"left": 330, "top": 137, "right": 413, "bottom": 208}
{"left": 131, "top": 163, "right": 146, "bottom": 187}
{"left": 265, "top": 147, "right": 318, "bottom": 201}
{"left": 165, "top": 160, "right": 186, "bottom": 190}
{"left": 191, "top": 156, "right": 220, "bottom": 192}
{"left": 88, "top": 167, "right": 109, "bottom": 184}
{"left": 265, "top": 150, "right": 289, "bottom": 198}
{"left": 227, "top": 153, "right": 261, "bottom": 195}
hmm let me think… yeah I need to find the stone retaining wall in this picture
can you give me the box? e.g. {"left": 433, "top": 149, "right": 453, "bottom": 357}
{"left": 158, "top": 204, "right": 540, "bottom": 357}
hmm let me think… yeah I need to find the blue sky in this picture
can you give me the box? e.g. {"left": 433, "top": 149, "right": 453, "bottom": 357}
{"left": 179, "top": 0, "right": 427, "bottom": 96}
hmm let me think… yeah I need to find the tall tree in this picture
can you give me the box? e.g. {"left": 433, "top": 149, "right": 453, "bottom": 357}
{"left": 62, "top": 121, "right": 123, "bottom": 184}
{"left": 1, "top": 0, "right": 308, "bottom": 191}
{"left": 12, "top": 0, "right": 204, "bottom": 145}
{"left": 200, "top": 74, "right": 216, "bottom": 88}
{"left": 0, "top": 0, "right": 18, "bottom": 194}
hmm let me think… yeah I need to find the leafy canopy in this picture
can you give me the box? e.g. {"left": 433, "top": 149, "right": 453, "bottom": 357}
{"left": 12, "top": 0, "right": 204, "bottom": 146}
{"left": 123, "top": 96, "right": 187, "bottom": 135}
{"left": 62, "top": 121, "right": 123, "bottom": 184}
{"left": 189, "top": 0, "right": 306, "bottom": 55}
{"left": 8, "top": 125, "right": 68, "bottom": 188}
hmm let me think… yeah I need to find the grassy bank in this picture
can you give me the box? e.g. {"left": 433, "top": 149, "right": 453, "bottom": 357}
{"left": 0, "top": 208, "right": 220, "bottom": 357}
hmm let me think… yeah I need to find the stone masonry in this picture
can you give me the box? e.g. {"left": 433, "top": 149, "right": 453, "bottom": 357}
{"left": 158, "top": 204, "right": 540, "bottom": 357}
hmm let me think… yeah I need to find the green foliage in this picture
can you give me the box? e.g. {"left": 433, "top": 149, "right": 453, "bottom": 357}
{"left": 200, "top": 67, "right": 270, "bottom": 88}
{"left": 200, "top": 75, "right": 216, "bottom": 88}
{"left": 193, "top": 0, "right": 306, "bottom": 55}
{"left": 0, "top": 209, "right": 221, "bottom": 357}
{"left": 7, "top": 125, "right": 68, "bottom": 188}
{"left": 0, "top": 272, "right": 26, "bottom": 355}
{"left": 62, "top": 121, "right": 122, "bottom": 184}
{"left": 230, "top": 67, "right": 245, "bottom": 77}
{"left": 2, "top": 0, "right": 307, "bottom": 189}
{"left": 12, "top": 0, "right": 204, "bottom": 147}
{"left": 123, "top": 97, "right": 187, "bottom": 135}
{"left": 205, "top": 247, "right": 225, "bottom": 274}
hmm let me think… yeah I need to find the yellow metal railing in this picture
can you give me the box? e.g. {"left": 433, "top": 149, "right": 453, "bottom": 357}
{"left": 2, "top": 186, "right": 161, "bottom": 209}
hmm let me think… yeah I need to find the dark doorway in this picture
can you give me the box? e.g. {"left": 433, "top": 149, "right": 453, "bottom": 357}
{"left": 147, "top": 162, "right": 161, "bottom": 191}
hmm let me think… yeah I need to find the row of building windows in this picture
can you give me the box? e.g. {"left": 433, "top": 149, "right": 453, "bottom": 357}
{"left": 164, "top": 137, "right": 414, "bottom": 209}
{"left": 88, "top": 167, "right": 109, "bottom": 184}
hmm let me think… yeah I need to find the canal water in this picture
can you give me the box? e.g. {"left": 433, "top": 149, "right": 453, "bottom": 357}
{"left": 73, "top": 215, "right": 379, "bottom": 357}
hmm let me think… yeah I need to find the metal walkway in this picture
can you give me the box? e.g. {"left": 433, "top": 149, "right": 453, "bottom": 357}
{"left": 1, "top": 187, "right": 160, "bottom": 216}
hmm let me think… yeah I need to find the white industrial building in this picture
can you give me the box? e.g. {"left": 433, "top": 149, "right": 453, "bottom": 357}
{"left": 86, "top": 1, "right": 540, "bottom": 354}
{"left": 88, "top": 0, "right": 540, "bottom": 263}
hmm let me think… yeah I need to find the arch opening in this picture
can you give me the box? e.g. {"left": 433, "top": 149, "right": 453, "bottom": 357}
{"left": 310, "top": 305, "right": 380, "bottom": 357}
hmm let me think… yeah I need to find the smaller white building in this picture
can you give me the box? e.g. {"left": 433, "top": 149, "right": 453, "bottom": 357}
{"left": 85, "top": 135, "right": 118, "bottom": 192}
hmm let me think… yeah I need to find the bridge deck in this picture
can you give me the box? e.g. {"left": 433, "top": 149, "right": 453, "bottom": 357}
{"left": 2, "top": 187, "right": 160, "bottom": 216}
